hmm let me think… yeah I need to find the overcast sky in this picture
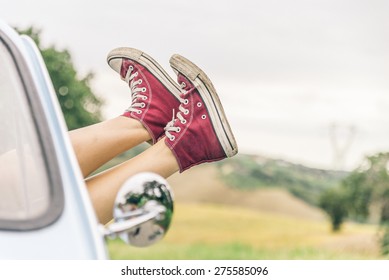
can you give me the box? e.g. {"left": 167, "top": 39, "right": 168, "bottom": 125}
{"left": 1, "top": 0, "right": 389, "bottom": 170}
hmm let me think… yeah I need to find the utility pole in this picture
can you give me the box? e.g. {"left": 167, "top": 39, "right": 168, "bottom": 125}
{"left": 329, "top": 123, "right": 356, "bottom": 170}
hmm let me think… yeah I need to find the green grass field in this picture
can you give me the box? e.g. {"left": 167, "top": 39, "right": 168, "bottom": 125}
{"left": 108, "top": 203, "right": 384, "bottom": 260}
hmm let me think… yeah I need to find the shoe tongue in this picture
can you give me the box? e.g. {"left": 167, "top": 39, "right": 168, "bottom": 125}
{"left": 121, "top": 59, "right": 133, "bottom": 78}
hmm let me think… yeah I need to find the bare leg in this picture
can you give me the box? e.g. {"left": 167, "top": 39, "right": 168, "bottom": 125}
{"left": 69, "top": 116, "right": 151, "bottom": 177}
{"left": 86, "top": 139, "right": 179, "bottom": 224}
{"left": 69, "top": 115, "right": 178, "bottom": 224}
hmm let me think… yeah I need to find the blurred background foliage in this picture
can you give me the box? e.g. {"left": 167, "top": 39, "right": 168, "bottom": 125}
{"left": 17, "top": 27, "right": 103, "bottom": 130}
{"left": 320, "top": 152, "right": 389, "bottom": 255}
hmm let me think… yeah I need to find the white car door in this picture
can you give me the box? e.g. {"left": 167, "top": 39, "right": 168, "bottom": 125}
{"left": 0, "top": 20, "right": 107, "bottom": 259}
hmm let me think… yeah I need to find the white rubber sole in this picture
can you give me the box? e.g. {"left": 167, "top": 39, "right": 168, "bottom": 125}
{"left": 107, "top": 47, "right": 181, "bottom": 100}
{"left": 169, "top": 54, "right": 238, "bottom": 158}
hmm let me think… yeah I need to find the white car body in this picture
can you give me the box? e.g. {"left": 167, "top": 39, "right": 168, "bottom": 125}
{"left": 0, "top": 20, "right": 107, "bottom": 259}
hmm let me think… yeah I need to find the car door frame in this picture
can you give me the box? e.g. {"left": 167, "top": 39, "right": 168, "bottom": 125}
{"left": 0, "top": 20, "right": 107, "bottom": 259}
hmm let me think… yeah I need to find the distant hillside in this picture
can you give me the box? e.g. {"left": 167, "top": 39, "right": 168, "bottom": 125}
{"left": 168, "top": 164, "right": 327, "bottom": 221}
{"left": 215, "top": 154, "right": 348, "bottom": 206}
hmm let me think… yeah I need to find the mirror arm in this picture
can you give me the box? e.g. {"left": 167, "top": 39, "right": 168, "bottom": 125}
{"left": 102, "top": 208, "right": 164, "bottom": 238}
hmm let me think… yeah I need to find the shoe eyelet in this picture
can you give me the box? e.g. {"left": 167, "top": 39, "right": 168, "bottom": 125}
{"left": 197, "top": 102, "right": 202, "bottom": 107}
{"left": 142, "top": 96, "right": 148, "bottom": 100}
{"left": 142, "top": 87, "right": 147, "bottom": 92}
{"left": 170, "top": 135, "right": 175, "bottom": 141}
{"left": 138, "top": 79, "right": 142, "bottom": 84}
{"left": 141, "top": 103, "right": 146, "bottom": 108}
{"left": 137, "top": 110, "right": 142, "bottom": 114}
{"left": 135, "top": 72, "right": 139, "bottom": 76}
{"left": 184, "top": 99, "right": 189, "bottom": 105}
{"left": 184, "top": 109, "right": 189, "bottom": 115}
{"left": 176, "top": 127, "right": 181, "bottom": 133}
{"left": 201, "top": 115, "right": 207, "bottom": 120}
{"left": 181, "top": 119, "right": 187, "bottom": 124}
{"left": 181, "top": 82, "right": 186, "bottom": 88}
{"left": 129, "top": 65, "right": 134, "bottom": 71}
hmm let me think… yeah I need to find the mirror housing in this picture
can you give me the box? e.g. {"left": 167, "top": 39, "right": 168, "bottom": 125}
{"left": 103, "top": 172, "right": 174, "bottom": 247}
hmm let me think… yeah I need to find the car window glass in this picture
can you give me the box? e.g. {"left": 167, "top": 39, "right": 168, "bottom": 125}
{"left": 0, "top": 42, "right": 50, "bottom": 221}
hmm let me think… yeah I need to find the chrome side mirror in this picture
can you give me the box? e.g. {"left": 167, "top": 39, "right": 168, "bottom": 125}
{"left": 103, "top": 172, "right": 174, "bottom": 247}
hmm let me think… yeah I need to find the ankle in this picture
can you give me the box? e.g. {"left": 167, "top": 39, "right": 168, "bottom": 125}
{"left": 117, "top": 116, "right": 152, "bottom": 143}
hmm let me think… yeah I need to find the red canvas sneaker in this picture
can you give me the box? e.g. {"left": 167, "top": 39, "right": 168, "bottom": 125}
{"left": 107, "top": 47, "right": 181, "bottom": 144}
{"left": 164, "top": 54, "right": 238, "bottom": 172}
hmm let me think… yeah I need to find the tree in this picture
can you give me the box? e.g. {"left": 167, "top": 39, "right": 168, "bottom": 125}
{"left": 17, "top": 27, "right": 103, "bottom": 130}
{"left": 319, "top": 187, "right": 348, "bottom": 231}
{"left": 320, "top": 152, "right": 389, "bottom": 255}
{"left": 345, "top": 153, "right": 389, "bottom": 221}
{"left": 341, "top": 170, "right": 373, "bottom": 222}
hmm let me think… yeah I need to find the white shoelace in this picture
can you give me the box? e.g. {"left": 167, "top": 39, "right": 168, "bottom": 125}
{"left": 165, "top": 84, "right": 190, "bottom": 141}
{"left": 124, "top": 66, "right": 147, "bottom": 114}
